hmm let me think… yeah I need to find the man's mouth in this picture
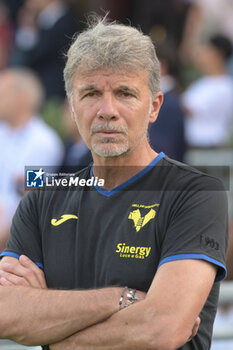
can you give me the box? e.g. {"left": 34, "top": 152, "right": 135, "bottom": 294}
{"left": 91, "top": 123, "right": 128, "bottom": 137}
{"left": 95, "top": 130, "right": 122, "bottom": 137}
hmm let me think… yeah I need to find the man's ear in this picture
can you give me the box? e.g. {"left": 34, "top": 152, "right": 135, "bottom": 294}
{"left": 149, "top": 91, "right": 164, "bottom": 124}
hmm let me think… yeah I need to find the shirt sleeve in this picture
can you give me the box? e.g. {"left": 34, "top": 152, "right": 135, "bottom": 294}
{"left": 158, "top": 177, "right": 228, "bottom": 282}
{"left": 0, "top": 190, "right": 44, "bottom": 269}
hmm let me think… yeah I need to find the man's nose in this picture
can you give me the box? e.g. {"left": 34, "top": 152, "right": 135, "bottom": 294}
{"left": 97, "top": 94, "right": 119, "bottom": 121}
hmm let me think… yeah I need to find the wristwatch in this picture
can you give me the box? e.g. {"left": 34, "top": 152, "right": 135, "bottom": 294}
{"left": 124, "top": 288, "right": 140, "bottom": 308}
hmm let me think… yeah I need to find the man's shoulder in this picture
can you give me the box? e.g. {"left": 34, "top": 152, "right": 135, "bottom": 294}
{"left": 155, "top": 156, "right": 225, "bottom": 192}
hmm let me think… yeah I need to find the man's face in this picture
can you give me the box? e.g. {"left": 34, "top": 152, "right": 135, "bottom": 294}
{"left": 71, "top": 68, "right": 162, "bottom": 158}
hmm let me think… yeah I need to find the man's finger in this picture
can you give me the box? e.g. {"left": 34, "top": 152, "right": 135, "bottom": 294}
{"left": 188, "top": 317, "right": 201, "bottom": 341}
{"left": 2, "top": 262, "right": 38, "bottom": 286}
{"left": 192, "top": 317, "right": 201, "bottom": 337}
{"left": 0, "top": 269, "right": 29, "bottom": 286}
{"left": 2, "top": 259, "right": 44, "bottom": 288}
{"left": 19, "top": 255, "right": 47, "bottom": 289}
{"left": 0, "top": 276, "right": 13, "bottom": 286}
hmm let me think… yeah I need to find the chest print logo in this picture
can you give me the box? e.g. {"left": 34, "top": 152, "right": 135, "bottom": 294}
{"left": 128, "top": 203, "right": 159, "bottom": 232}
{"left": 51, "top": 214, "right": 78, "bottom": 226}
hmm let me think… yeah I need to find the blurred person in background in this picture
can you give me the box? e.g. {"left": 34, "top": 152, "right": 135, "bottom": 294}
{"left": 180, "top": 0, "right": 233, "bottom": 69}
{"left": 182, "top": 35, "right": 233, "bottom": 149}
{"left": 10, "top": 0, "right": 81, "bottom": 99}
{"left": 0, "top": 68, "right": 64, "bottom": 252}
{"left": 149, "top": 41, "right": 185, "bottom": 161}
{"left": 59, "top": 100, "right": 92, "bottom": 172}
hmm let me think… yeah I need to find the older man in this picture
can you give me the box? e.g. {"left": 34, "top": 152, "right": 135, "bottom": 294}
{"left": 0, "top": 17, "right": 228, "bottom": 350}
{"left": 0, "top": 68, "right": 64, "bottom": 252}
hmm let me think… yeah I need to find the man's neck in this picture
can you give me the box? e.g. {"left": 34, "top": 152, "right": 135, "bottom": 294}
{"left": 92, "top": 145, "right": 158, "bottom": 190}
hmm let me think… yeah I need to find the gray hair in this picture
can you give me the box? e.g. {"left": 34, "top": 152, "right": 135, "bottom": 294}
{"left": 64, "top": 15, "right": 161, "bottom": 99}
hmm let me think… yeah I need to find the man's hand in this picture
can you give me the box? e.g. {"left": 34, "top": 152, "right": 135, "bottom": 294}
{"left": 0, "top": 255, "right": 47, "bottom": 288}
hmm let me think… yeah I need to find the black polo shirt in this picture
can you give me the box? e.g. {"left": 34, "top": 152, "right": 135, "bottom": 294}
{"left": 1, "top": 153, "right": 228, "bottom": 349}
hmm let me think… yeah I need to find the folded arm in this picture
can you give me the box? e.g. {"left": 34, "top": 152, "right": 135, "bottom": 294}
{"left": 0, "top": 256, "right": 215, "bottom": 349}
{"left": 50, "top": 259, "right": 215, "bottom": 350}
{"left": 0, "top": 256, "right": 127, "bottom": 346}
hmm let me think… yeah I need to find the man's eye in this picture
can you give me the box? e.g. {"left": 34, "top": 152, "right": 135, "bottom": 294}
{"left": 120, "top": 91, "right": 134, "bottom": 98}
{"left": 85, "top": 92, "right": 96, "bottom": 97}
{"left": 82, "top": 91, "right": 99, "bottom": 99}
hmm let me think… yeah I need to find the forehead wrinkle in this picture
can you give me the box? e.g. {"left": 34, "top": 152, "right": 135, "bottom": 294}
{"left": 74, "top": 69, "right": 149, "bottom": 99}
